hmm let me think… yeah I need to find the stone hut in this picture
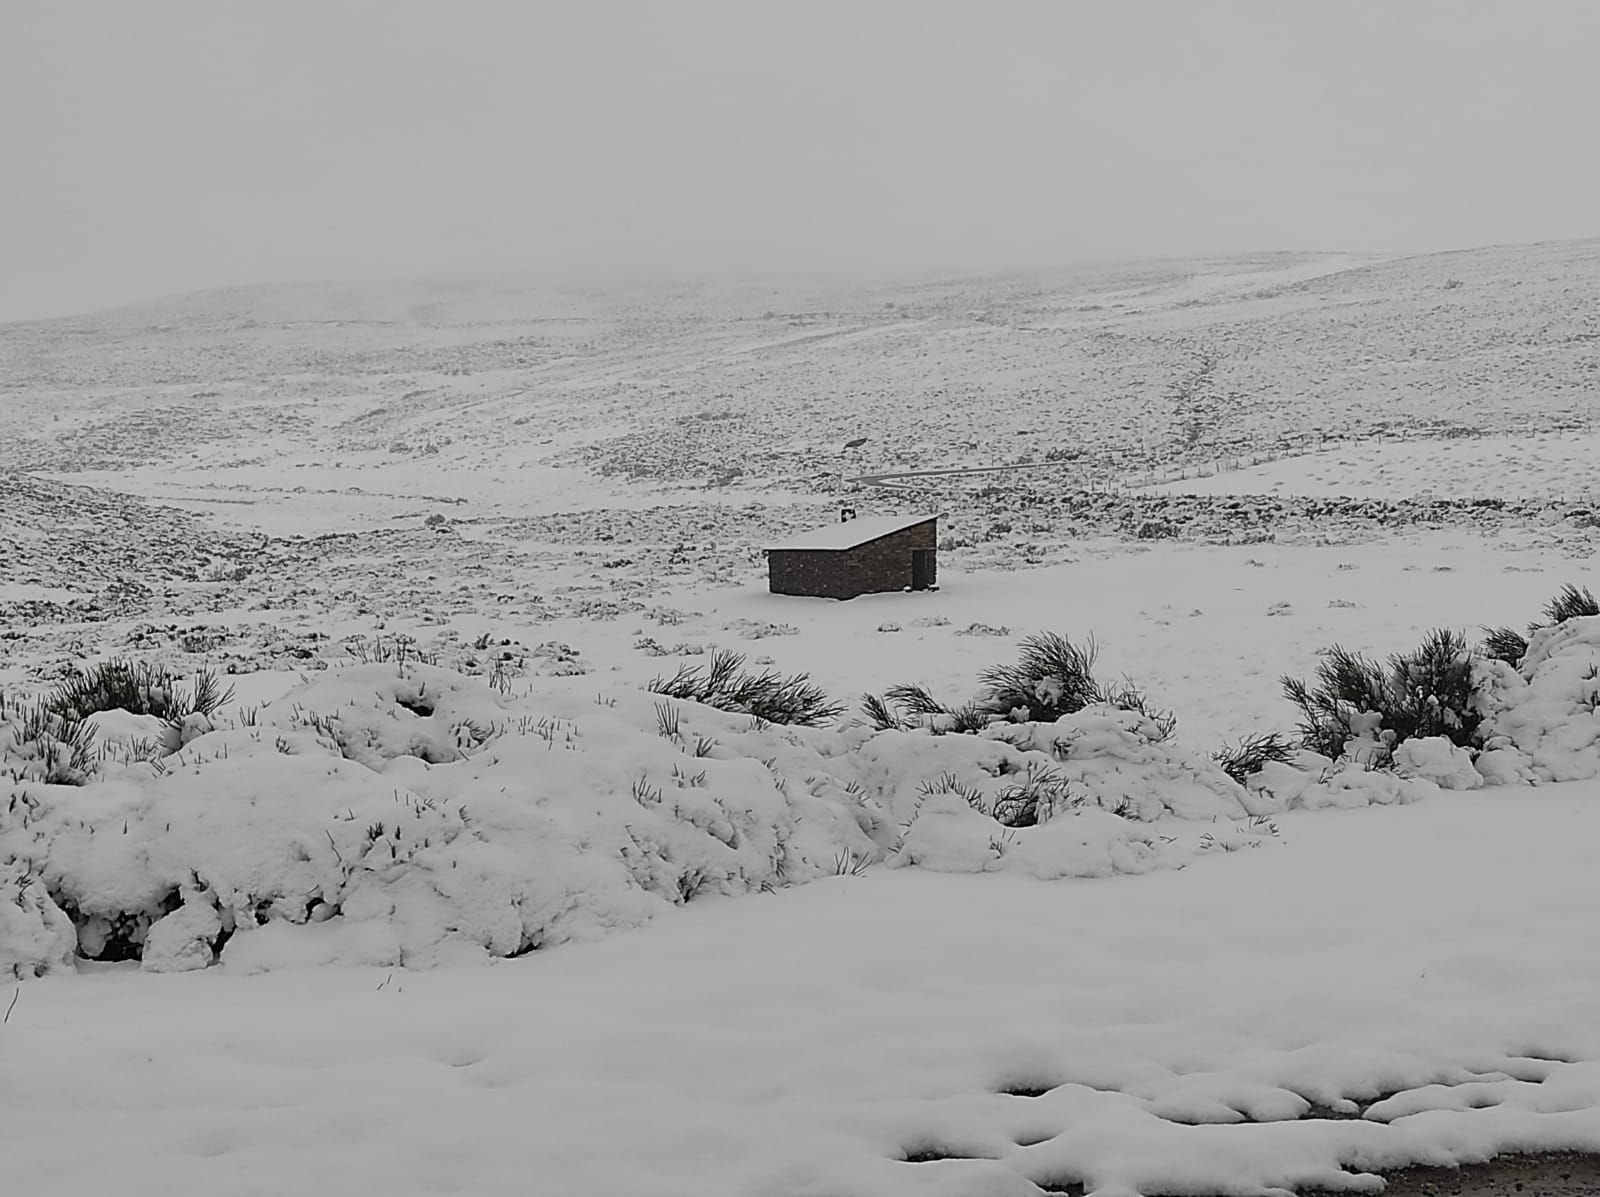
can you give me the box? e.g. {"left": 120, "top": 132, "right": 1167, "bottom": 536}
{"left": 765, "top": 513, "right": 939, "bottom": 600}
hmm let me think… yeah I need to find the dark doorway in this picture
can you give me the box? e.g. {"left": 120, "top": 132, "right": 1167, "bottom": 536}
{"left": 911, "top": 550, "right": 936, "bottom": 591}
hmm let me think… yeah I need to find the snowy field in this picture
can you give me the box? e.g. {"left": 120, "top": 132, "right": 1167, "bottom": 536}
{"left": 4, "top": 242, "right": 1600, "bottom": 1196}
{"left": 1148, "top": 430, "right": 1600, "bottom": 505}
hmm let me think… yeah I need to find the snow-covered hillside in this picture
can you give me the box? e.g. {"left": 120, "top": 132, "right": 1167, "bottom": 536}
{"left": 4, "top": 243, "right": 1600, "bottom": 1196}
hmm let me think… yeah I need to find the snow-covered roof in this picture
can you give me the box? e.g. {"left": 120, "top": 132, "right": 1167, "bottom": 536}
{"left": 765, "top": 514, "right": 938, "bottom": 552}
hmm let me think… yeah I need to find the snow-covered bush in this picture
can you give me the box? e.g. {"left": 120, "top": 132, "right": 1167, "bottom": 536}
{"left": 0, "top": 665, "right": 881, "bottom": 972}
{"left": 1281, "top": 629, "right": 1481, "bottom": 766}
{"left": 863, "top": 631, "right": 1175, "bottom": 739}
{"left": 0, "top": 855, "right": 77, "bottom": 979}
{"left": 2, "top": 696, "right": 99, "bottom": 786}
{"left": 860, "top": 706, "right": 1271, "bottom": 878}
{"left": 1474, "top": 614, "right": 1600, "bottom": 783}
{"left": 0, "top": 651, "right": 1324, "bottom": 974}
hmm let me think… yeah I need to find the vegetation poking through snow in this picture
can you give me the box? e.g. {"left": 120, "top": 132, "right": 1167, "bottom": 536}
{"left": 44, "top": 660, "right": 235, "bottom": 728}
{"left": 980, "top": 632, "right": 1176, "bottom": 737}
{"left": 862, "top": 684, "right": 991, "bottom": 734}
{"left": 2, "top": 690, "right": 100, "bottom": 785}
{"left": 1281, "top": 629, "right": 1481, "bottom": 765}
{"left": 1211, "top": 732, "right": 1297, "bottom": 786}
{"left": 2, "top": 659, "right": 235, "bottom": 787}
{"left": 1539, "top": 583, "right": 1599, "bottom": 629}
{"left": 647, "top": 650, "right": 844, "bottom": 727}
{"left": 979, "top": 632, "right": 1103, "bottom": 720}
{"left": 864, "top": 632, "right": 1176, "bottom": 740}
{"left": 1480, "top": 625, "right": 1530, "bottom": 666}
{"left": 990, "top": 760, "right": 1082, "bottom": 827}
{"left": 860, "top": 692, "right": 904, "bottom": 732}
{"left": 1479, "top": 582, "right": 1594, "bottom": 667}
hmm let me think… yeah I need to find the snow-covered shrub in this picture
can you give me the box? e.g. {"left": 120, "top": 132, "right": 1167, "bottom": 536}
{"left": 1250, "top": 757, "right": 1445, "bottom": 811}
{"left": 1474, "top": 614, "right": 1600, "bottom": 783}
{"left": 1281, "top": 629, "right": 1481, "bottom": 766}
{"left": 1390, "top": 737, "right": 1481, "bottom": 790}
{"left": 980, "top": 631, "right": 1106, "bottom": 721}
{"left": 2, "top": 696, "right": 100, "bottom": 785}
{"left": 0, "top": 856, "right": 76, "bottom": 978}
{"left": 647, "top": 650, "right": 843, "bottom": 726}
{"left": 0, "top": 666, "right": 884, "bottom": 972}
{"left": 859, "top": 707, "right": 1270, "bottom": 878}
{"left": 863, "top": 631, "right": 1176, "bottom": 740}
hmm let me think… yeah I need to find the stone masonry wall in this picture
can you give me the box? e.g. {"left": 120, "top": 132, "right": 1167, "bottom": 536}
{"left": 767, "top": 521, "right": 937, "bottom": 600}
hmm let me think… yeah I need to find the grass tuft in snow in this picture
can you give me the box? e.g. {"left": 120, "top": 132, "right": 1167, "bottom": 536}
{"left": 990, "top": 759, "right": 1081, "bottom": 827}
{"left": 860, "top": 692, "right": 903, "bottom": 732}
{"left": 1480, "top": 624, "right": 1530, "bottom": 666}
{"left": 45, "top": 660, "right": 235, "bottom": 728}
{"left": 1211, "top": 732, "right": 1296, "bottom": 786}
{"left": 1481, "top": 582, "right": 1596, "bottom": 667}
{"left": 4, "top": 698, "right": 101, "bottom": 785}
{"left": 1538, "top": 582, "right": 1599, "bottom": 629}
{"left": 647, "top": 650, "right": 844, "bottom": 727}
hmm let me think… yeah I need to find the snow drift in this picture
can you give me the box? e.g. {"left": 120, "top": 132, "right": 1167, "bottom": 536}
{"left": 5, "top": 613, "right": 1600, "bottom": 978}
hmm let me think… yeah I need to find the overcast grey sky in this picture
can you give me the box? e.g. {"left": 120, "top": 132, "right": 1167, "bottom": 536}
{"left": 2, "top": 0, "right": 1597, "bottom": 322}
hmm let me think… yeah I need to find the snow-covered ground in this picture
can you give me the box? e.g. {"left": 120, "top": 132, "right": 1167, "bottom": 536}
{"left": 8, "top": 786, "right": 1600, "bottom": 1197}
{"left": 1148, "top": 431, "right": 1600, "bottom": 505}
{"left": 3, "top": 242, "right": 1600, "bottom": 1196}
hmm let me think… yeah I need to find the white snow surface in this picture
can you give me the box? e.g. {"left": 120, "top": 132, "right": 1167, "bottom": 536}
{"left": 2, "top": 668, "right": 1295, "bottom": 979}
{"left": 5, "top": 788, "right": 1600, "bottom": 1197}
{"left": 6, "top": 245, "right": 1600, "bottom": 1195}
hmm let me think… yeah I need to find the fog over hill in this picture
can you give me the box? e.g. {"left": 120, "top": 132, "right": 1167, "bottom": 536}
{"left": 4, "top": 239, "right": 1597, "bottom": 494}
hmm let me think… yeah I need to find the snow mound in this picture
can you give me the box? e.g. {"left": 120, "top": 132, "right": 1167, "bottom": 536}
{"left": 2, "top": 663, "right": 1305, "bottom": 972}
{"left": 1253, "top": 758, "right": 1445, "bottom": 810}
{"left": 1392, "top": 736, "right": 1482, "bottom": 790}
{"left": 1476, "top": 615, "right": 1600, "bottom": 783}
{"left": 859, "top": 706, "right": 1271, "bottom": 879}
{"left": 0, "top": 858, "right": 75, "bottom": 979}
{"left": 3, "top": 665, "right": 881, "bottom": 971}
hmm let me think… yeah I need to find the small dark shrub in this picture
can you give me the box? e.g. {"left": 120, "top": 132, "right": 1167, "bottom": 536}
{"left": 980, "top": 632, "right": 1176, "bottom": 738}
{"left": 648, "top": 650, "right": 843, "bottom": 727}
{"left": 1281, "top": 629, "right": 1480, "bottom": 765}
{"left": 865, "top": 632, "right": 1174, "bottom": 741}
{"left": 862, "top": 684, "right": 993, "bottom": 734}
{"left": 1538, "top": 583, "right": 1599, "bottom": 629}
{"left": 1480, "top": 625, "right": 1529, "bottom": 666}
{"left": 980, "top": 632, "right": 1103, "bottom": 721}
{"left": 1212, "top": 732, "right": 1295, "bottom": 786}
